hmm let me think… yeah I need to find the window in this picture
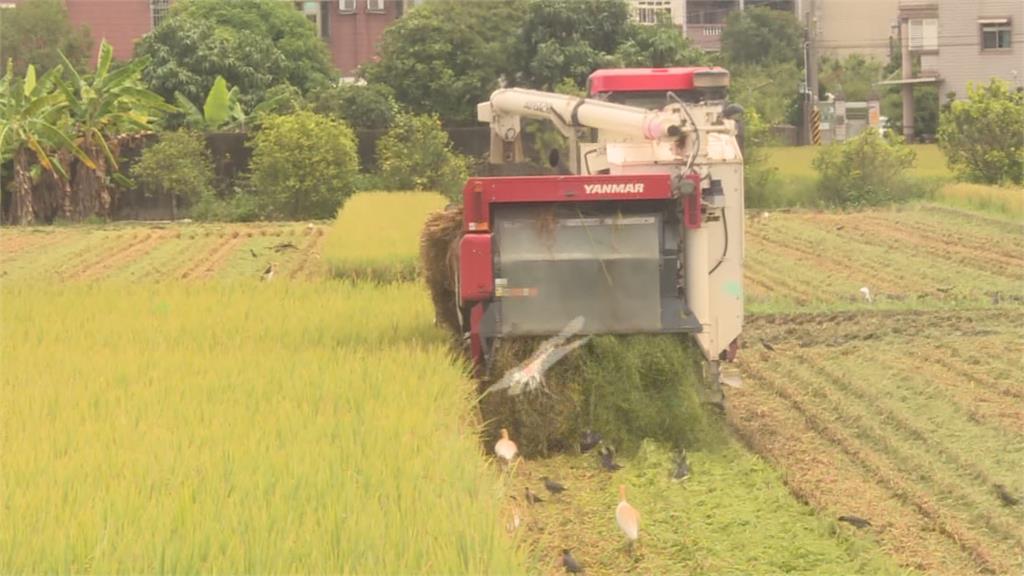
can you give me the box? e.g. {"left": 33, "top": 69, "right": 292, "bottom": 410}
{"left": 339, "top": 0, "right": 356, "bottom": 13}
{"left": 980, "top": 19, "right": 1012, "bottom": 50}
{"left": 635, "top": 0, "right": 672, "bottom": 26}
{"left": 150, "top": 0, "right": 171, "bottom": 29}
{"left": 908, "top": 18, "right": 938, "bottom": 51}
{"left": 366, "top": 0, "right": 385, "bottom": 12}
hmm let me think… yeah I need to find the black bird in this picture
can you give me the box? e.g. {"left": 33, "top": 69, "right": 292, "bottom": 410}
{"left": 838, "top": 515, "right": 872, "bottom": 529}
{"left": 542, "top": 476, "right": 567, "bottom": 495}
{"left": 249, "top": 248, "right": 258, "bottom": 258}
{"left": 580, "top": 429, "right": 601, "bottom": 453}
{"left": 994, "top": 484, "right": 1019, "bottom": 507}
{"left": 761, "top": 339, "right": 776, "bottom": 352}
{"left": 671, "top": 450, "right": 690, "bottom": 482}
{"left": 272, "top": 241, "right": 299, "bottom": 252}
{"left": 561, "top": 548, "right": 584, "bottom": 573}
{"left": 599, "top": 445, "right": 623, "bottom": 472}
{"left": 525, "top": 487, "right": 544, "bottom": 504}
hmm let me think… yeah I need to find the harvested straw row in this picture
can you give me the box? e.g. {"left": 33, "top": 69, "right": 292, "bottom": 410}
{"left": 419, "top": 204, "right": 464, "bottom": 336}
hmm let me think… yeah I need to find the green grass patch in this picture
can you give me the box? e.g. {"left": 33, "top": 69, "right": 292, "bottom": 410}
{"left": 324, "top": 191, "right": 449, "bottom": 282}
{"left": 754, "top": 145, "right": 952, "bottom": 210}
{"left": 766, "top": 144, "right": 951, "bottom": 180}
{"left": 928, "top": 182, "right": 1024, "bottom": 219}
{"left": 516, "top": 441, "right": 906, "bottom": 575}
{"left": 0, "top": 282, "right": 524, "bottom": 574}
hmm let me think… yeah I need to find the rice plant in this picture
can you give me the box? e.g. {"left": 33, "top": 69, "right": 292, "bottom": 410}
{"left": 0, "top": 281, "right": 524, "bottom": 574}
{"left": 324, "top": 192, "right": 449, "bottom": 282}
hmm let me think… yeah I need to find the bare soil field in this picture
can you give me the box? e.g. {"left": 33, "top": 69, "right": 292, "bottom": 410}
{"left": 731, "top": 203, "right": 1024, "bottom": 574}
{"left": 0, "top": 222, "right": 326, "bottom": 282}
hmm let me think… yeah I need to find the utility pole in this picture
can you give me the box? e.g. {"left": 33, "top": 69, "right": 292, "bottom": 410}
{"left": 899, "top": 17, "right": 915, "bottom": 142}
{"left": 802, "top": 0, "right": 818, "bottom": 145}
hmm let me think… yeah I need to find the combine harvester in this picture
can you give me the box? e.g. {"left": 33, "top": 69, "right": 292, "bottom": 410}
{"left": 425, "top": 67, "right": 744, "bottom": 408}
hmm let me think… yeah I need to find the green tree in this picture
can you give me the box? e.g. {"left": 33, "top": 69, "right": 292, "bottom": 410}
{"left": 135, "top": 0, "right": 334, "bottom": 110}
{"left": 363, "top": 0, "right": 525, "bottom": 125}
{"left": 721, "top": 7, "right": 803, "bottom": 68}
{"left": 0, "top": 0, "right": 91, "bottom": 75}
{"left": 818, "top": 54, "right": 884, "bottom": 101}
{"left": 377, "top": 113, "right": 469, "bottom": 198}
{"left": 512, "top": 0, "right": 632, "bottom": 89}
{"left": 57, "top": 40, "right": 175, "bottom": 219}
{"left": 248, "top": 111, "right": 359, "bottom": 219}
{"left": 310, "top": 83, "right": 399, "bottom": 131}
{"left": 613, "top": 18, "right": 708, "bottom": 68}
{"left": 813, "top": 129, "right": 917, "bottom": 206}
{"left": 131, "top": 131, "right": 215, "bottom": 220}
{"left": 937, "top": 80, "right": 1024, "bottom": 185}
{"left": 728, "top": 62, "right": 802, "bottom": 125}
{"left": 0, "top": 62, "right": 93, "bottom": 224}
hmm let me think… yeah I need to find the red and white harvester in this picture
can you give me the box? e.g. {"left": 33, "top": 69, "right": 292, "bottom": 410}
{"left": 454, "top": 67, "right": 744, "bottom": 388}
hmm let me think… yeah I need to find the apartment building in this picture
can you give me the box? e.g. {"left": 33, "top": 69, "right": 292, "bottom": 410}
{"left": 901, "top": 0, "right": 1023, "bottom": 100}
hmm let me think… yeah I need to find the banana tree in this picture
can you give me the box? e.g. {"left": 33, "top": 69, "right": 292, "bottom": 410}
{"left": 56, "top": 40, "right": 175, "bottom": 219}
{"left": 175, "top": 75, "right": 287, "bottom": 131}
{"left": 0, "top": 61, "right": 93, "bottom": 224}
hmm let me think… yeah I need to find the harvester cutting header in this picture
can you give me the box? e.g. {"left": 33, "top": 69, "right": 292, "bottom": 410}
{"left": 426, "top": 67, "right": 744, "bottom": 388}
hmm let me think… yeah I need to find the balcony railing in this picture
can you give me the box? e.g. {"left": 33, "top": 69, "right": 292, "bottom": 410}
{"left": 686, "top": 24, "right": 725, "bottom": 51}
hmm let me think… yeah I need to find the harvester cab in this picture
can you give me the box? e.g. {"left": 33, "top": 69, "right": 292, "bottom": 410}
{"left": 459, "top": 67, "right": 744, "bottom": 387}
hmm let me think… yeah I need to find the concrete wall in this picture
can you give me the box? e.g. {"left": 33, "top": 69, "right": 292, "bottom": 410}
{"left": 922, "top": 0, "right": 1024, "bottom": 100}
{"left": 816, "top": 0, "right": 899, "bottom": 59}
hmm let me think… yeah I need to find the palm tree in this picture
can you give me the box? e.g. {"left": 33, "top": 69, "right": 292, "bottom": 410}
{"left": 57, "top": 40, "right": 174, "bottom": 219}
{"left": 0, "top": 61, "right": 93, "bottom": 224}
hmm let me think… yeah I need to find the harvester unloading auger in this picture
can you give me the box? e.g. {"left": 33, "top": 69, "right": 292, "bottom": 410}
{"left": 422, "top": 67, "right": 744, "bottom": 406}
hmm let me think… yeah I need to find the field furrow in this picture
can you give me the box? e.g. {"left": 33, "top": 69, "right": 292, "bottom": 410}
{"left": 833, "top": 217, "right": 1022, "bottom": 280}
{"left": 177, "top": 232, "right": 244, "bottom": 280}
{"left": 790, "top": 355, "right": 1024, "bottom": 546}
{"left": 0, "top": 230, "right": 71, "bottom": 260}
{"left": 741, "top": 363, "right": 1009, "bottom": 574}
{"left": 726, "top": 373, "right": 982, "bottom": 575}
{"left": 286, "top": 226, "right": 325, "bottom": 279}
{"left": 60, "top": 232, "right": 157, "bottom": 281}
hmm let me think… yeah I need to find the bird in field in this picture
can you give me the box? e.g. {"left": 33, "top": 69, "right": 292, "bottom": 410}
{"left": 859, "top": 286, "right": 873, "bottom": 303}
{"left": 761, "top": 339, "right": 776, "bottom": 353}
{"left": 994, "top": 483, "right": 1019, "bottom": 507}
{"left": 483, "top": 316, "right": 589, "bottom": 397}
{"left": 261, "top": 262, "right": 276, "bottom": 282}
{"left": 580, "top": 429, "right": 601, "bottom": 453}
{"left": 542, "top": 476, "right": 567, "bottom": 495}
{"left": 615, "top": 484, "right": 640, "bottom": 552}
{"left": 671, "top": 450, "right": 690, "bottom": 482}
{"left": 838, "top": 515, "right": 872, "bottom": 529}
{"left": 834, "top": 225, "right": 845, "bottom": 231}
{"left": 525, "top": 487, "right": 544, "bottom": 504}
{"left": 494, "top": 428, "right": 518, "bottom": 470}
{"left": 249, "top": 248, "right": 258, "bottom": 258}
{"left": 599, "top": 445, "right": 623, "bottom": 472}
{"left": 561, "top": 548, "right": 584, "bottom": 573}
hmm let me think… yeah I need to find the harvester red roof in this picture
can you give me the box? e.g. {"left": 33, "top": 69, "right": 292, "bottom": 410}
{"left": 587, "top": 67, "right": 727, "bottom": 95}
